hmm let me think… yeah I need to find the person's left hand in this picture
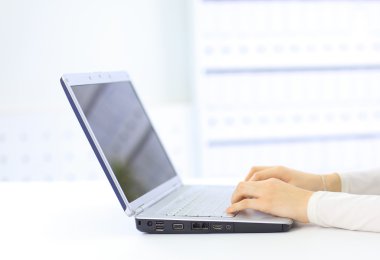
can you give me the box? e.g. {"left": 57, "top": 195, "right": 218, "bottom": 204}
{"left": 226, "top": 178, "right": 313, "bottom": 223}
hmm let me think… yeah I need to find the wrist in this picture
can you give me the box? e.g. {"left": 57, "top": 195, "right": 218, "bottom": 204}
{"left": 317, "top": 173, "right": 341, "bottom": 192}
{"left": 325, "top": 173, "right": 341, "bottom": 192}
{"left": 299, "top": 190, "right": 313, "bottom": 223}
{"left": 309, "top": 174, "right": 326, "bottom": 191}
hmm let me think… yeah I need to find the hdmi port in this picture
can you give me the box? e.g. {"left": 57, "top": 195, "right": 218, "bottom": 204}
{"left": 212, "top": 224, "right": 223, "bottom": 231}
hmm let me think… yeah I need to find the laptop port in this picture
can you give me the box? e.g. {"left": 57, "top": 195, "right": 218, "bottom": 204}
{"left": 155, "top": 221, "right": 164, "bottom": 232}
{"left": 212, "top": 224, "right": 223, "bottom": 231}
{"left": 191, "top": 222, "right": 209, "bottom": 230}
{"left": 172, "top": 223, "right": 184, "bottom": 230}
{"left": 191, "top": 222, "right": 201, "bottom": 230}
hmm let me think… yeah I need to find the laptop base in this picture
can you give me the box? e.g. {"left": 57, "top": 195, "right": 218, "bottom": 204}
{"left": 135, "top": 218, "right": 292, "bottom": 234}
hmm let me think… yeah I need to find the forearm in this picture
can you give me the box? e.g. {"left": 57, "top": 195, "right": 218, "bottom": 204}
{"left": 339, "top": 169, "right": 380, "bottom": 195}
{"left": 308, "top": 191, "right": 380, "bottom": 232}
{"left": 325, "top": 173, "right": 341, "bottom": 192}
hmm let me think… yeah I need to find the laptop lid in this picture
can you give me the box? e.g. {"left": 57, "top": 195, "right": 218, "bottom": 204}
{"left": 60, "top": 71, "right": 182, "bottom": 216}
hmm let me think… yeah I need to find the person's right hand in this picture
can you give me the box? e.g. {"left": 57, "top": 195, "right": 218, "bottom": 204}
{"left": 245, "top": 166, "right": 341, "bottom": 192}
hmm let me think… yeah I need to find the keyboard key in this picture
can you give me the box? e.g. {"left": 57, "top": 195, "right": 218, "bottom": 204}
{"left": 161, "top": 186, "right": 235, "bottom": 218}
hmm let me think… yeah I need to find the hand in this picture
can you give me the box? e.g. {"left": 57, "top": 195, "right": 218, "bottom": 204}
{"left": 245, "top": 166, "right": 341, "bottom": 192}
{"left": 227, "top": 178, "right": 313, "bottom": 222}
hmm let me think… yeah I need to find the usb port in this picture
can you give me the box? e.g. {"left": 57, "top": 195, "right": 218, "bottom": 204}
{"left": 172, "top": 223, "right": 184, "bottom": 230}
{"left": 155, "top": 221, "right": 164, "bottom": 231}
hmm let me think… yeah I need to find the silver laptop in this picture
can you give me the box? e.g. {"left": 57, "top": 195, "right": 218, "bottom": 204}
{"left": 60, "top": 71, "right": 293, "bottom": 233}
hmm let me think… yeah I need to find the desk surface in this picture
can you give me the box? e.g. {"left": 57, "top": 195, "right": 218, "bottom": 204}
{"left": 0, "top": 180, "right": 378, "bottom": 260}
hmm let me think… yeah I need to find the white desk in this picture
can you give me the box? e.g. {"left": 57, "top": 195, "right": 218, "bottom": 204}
{"left": 0, "top": 180, "right": 378, "bottom": 260}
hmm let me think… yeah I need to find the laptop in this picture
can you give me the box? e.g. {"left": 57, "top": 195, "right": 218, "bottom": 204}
{"left": 60, "top": 71, "right": 293, "bottom": 233}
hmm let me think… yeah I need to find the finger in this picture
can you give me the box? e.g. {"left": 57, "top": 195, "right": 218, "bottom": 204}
{"left": 244, "top": 166, "right": 271, "bottom": 181}
{"left": 249, "top": 167, "right": 285, "bottom": 181}
{"left": 226, "top": 198, "right": 264, "bottom": 214}
{"left": 230, "top": 181, "right": 262, "bottom": 204}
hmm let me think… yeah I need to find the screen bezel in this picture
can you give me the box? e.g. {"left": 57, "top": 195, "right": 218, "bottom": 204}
{"left": 61, "top": 71, "right": 182, "bottom": 216}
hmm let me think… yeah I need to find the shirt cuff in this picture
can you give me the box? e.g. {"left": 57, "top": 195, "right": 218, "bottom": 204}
{"left": 338, "top": 173, "right": 349, "bottom": 193}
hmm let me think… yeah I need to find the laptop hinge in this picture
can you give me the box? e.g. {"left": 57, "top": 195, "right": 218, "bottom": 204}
{"left": 135, "top": 205, "right": 144, "bottom": 214}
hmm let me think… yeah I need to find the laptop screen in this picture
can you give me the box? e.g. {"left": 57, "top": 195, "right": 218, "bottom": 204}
{"left": 71, "top": 81, "right": 177, "bottom": 202}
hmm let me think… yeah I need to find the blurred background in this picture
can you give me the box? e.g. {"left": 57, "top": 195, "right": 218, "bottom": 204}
{"left": 1, "top": 0, "right": 380, "bottom": 182}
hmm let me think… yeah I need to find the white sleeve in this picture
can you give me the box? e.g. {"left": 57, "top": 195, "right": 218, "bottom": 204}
{"left": 307, "top": 191, "right": 380, "bottom": 232}
{"left": 340, "top": 169, "right": 380, "bottom": 195}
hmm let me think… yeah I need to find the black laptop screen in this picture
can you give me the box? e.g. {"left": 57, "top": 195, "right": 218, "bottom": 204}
{"left": 71, "top": 81, "right": 177, "bottom": 202}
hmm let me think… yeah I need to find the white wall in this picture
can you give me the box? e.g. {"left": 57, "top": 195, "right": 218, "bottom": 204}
{"left": 0, "top": 0, "right": 190, "bottom": 111}
{"left": 0, "top": 0, "right": 195, "bottom": 181}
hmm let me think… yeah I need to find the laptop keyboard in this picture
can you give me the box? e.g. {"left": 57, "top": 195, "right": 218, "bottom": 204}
{"left": 160, "top": 186, "right": 235, "bottom": 218}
